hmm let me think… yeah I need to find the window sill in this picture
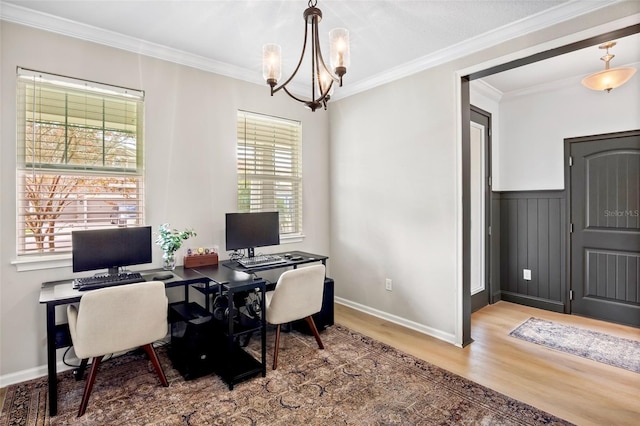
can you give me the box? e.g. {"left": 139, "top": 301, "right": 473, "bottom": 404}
{"left": 281, "top": 233, "right": 305, "bottom": 244}
{"left": 12, "top": 254, "right": 72, "bottom": 272}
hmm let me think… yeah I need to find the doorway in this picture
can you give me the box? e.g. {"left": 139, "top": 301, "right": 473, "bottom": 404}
{"left": 566, "top": 130, "right": 640, "bottom": 326}
{"left": 470, "top": 106, "right": 491, "bottom": 312}
{"left": 460, "top": 24, "right": 640, "bottom": 344}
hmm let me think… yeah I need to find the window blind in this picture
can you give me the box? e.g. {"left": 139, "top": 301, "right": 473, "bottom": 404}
{"left": 237, "top": 111, "right": 302, "bottom": 235}
{"left": 16, "top": 68, "right": 145, "bottom": 255}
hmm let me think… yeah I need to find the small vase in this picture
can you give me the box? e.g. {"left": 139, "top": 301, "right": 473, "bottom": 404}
{"left": 162, "top": 252, "right": 176, "bottom": 270}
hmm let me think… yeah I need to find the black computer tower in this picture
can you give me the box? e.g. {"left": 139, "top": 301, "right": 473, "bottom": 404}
{"left": 294, "top": 277, "right": 334, "bottom": 334}
{"left": 169, "top": 302, "right": 217, "bottom": 380}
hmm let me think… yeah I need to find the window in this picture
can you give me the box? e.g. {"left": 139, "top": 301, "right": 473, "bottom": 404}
{"left": 16, "top": 68, "right": 145, "bottom": 256}
{"left": 237, "top": 111, "right": 302, "bottom": 236}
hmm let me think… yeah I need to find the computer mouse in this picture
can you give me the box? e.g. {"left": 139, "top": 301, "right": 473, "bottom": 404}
{"left": 153, "top": 273, "right": 173, "bottom": 280}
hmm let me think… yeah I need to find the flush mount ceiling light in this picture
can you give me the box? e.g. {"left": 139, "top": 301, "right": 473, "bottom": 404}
{"left": 581, "top": 41, "right": 637, "bottom": 92}
{"left": 262, "top": 0, "right": 350, "bottom": 111}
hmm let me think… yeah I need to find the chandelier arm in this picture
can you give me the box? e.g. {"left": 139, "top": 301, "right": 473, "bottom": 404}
{"left": 282, "top": 84, "right": 331, "bottom": 107}
{"left": 310, "top": 17, "right": 318, "bottom": 102}
{"left": 272, "top": 19, "right": 311, "bottom": 95}
{"left": 313, "top": 21, "right": 340, "bottom": 84}
{"left": 280, "top": 79, "right": 331, "bottom": 106}
{"left": 311, "top": 23, "right": 337, "bottom": 101}
{"left": 282, "top": 86, "right": 313, "bottom": 104}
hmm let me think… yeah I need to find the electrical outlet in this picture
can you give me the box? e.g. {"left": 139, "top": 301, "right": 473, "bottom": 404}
{"left": 385, "top": 278, "right": 392, "bottom": 291}
{"left": 523, "top": 269, "right": 532, "bottom": 281}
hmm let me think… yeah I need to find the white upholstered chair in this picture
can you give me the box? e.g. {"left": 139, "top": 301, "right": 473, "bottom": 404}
{"left": 265, "top": 264, "right": 326, "bottom": 370}
{"left": 67, "top": 281, "right": 169, "bottom": 417}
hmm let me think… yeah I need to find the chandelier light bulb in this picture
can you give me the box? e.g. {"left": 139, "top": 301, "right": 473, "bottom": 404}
{"left": 262, "top": 44, "right": 282, "bottom": 86}
{"left": 318, "top": 68, "right": 335, "bottom": 97}
{"left": 330, "top": 28, "right": 350, "bottom": 83}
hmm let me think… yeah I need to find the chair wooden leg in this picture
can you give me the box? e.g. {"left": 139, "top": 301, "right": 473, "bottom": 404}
{"left": 142, "top": 344, "right": 168, "bottom": 387}
{"left": 78, "top": 356, "right": 103, "bottom": 417}
{"left": 273, "top": 324, "right": 282, "bottom": 370}
{"left": 305, "top": 316, "right": 324, "bottom": 349}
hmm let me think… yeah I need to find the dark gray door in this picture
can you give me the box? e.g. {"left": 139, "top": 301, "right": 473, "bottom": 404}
{"left": 470, "top": 107, "right": 491, "bottom": 312}
{"left": 569, "top": 130, "right": 640, "bottom": 326}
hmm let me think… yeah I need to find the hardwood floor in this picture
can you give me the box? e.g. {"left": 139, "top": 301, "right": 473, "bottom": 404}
{"left": 335, "top": 300, "right": 640, "bottom": 426}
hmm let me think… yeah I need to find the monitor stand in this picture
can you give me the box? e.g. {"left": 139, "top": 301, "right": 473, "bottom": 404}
{"left": 107, "top": 266, "right": 120, "bottom": 276}
{"left": 247, "top": 248, "right": 255, "bottom": 258}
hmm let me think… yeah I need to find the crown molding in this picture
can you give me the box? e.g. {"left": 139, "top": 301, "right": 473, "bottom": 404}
{"left": 0, "top": 1, "right": 264, "bottom": 87}
{"left": 335, "top": 0, "right": 621, "bottom": 99}
{"left": 0, "top": 0, "right": 622, "bottom": 100}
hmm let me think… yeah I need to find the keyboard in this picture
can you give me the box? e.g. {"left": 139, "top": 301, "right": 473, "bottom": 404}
{"left": 73, "top": 272, "right": 145, "bottom": 291}
{"left": 237, "top": 255, "right": 286, "bottom": 268}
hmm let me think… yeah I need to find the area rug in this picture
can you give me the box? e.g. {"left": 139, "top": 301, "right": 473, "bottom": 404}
{"left": 510, "top": 317, "right": 640, "bottom": 373}
{"left": 1, "top": 324, "right": 571, "bottom": 425}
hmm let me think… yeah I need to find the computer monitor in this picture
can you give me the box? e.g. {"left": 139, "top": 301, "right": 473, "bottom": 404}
{"left": 72, "top": 226, "right": 152, "bottom": 275}
{"left": 225, "top": 212, "right": 280, "bottom": 257}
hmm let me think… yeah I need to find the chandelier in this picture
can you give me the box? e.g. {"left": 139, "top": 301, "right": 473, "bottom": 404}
{"left": 262, "top": 0, "right": 350, "bottom": 111}
{"left": 581, "top": 41, "right": 637, "bottom": 92}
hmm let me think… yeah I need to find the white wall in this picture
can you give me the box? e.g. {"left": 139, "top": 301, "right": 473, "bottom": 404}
{"left": 330, "top": 70, "right": 461, "bottom": 340}
{"left": 495, "top": 71, "right": 640, "bottom": 191}
{"left": 0, "top": 21, "right": 330, "bottom": 382}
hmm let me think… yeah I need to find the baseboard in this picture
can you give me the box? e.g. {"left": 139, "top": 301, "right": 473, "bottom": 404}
{"left": 0, "top": 360, "right": 75, "bottom": 388}
{"left": 499, "top": 291, "right": 565, "bottom": 313}
{"left": 0, "top": 337, "right": 170, "bottom": 388}
{"left": 334, "top": 297, "right": 457, "bottom": 346}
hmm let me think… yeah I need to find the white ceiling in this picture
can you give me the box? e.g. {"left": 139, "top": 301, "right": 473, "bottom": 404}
{"left": 481, "top": 31, "right": 640, "bottom": 95}
{"left": 1, "top": 0, "right": 637, "bottom": 98}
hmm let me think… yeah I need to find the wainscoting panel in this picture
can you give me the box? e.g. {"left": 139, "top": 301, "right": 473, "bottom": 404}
{"left": 498, "top": 191, "right": 566, "bottom": 312}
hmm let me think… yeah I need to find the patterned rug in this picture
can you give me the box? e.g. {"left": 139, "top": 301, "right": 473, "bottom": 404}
{"left": 510, "top": 317, "right": 640, "bottom": 373}
{"left": 1, "top": 324, "right": 572, "bottom": 425}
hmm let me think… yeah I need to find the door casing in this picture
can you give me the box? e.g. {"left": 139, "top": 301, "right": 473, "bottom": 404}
{"left": 470, "top": 106, "right": 492, "bottom": 312}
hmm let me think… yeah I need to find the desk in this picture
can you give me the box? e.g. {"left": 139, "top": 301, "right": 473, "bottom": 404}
{"left": 222, "top": 251, "right": 334, "bottom": 332}
{"left": 39, "top": 265, "right": 263, "bottom": 416}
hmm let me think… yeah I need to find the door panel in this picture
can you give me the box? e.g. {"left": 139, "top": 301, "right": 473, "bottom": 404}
{"left": 570, "top": 131, "right": 640, "bottom": 326}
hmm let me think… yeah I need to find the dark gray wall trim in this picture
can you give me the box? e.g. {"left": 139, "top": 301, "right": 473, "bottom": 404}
{"left": 468, "top": 24, "right": 640, "bottom": 81}
{"left": 490, "top": 196, "right": 501, "bottom": 304}
{"left": 500, "top": 291, "right": 565, "bottom": 313}
{"left": 497, "top": 190, "right": 567, "bottom": 311}
{"left": 498, "top": 191, "right": 565, "bottom": 199}
{"left": 461, "top": 77, "right": 472, "bottom": 347}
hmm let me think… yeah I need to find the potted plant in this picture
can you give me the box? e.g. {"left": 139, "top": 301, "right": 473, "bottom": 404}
{"left": 155, "top": 223, "right": 197, "bottom": 270}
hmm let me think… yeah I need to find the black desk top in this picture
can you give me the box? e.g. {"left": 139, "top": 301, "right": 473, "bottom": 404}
{"left": 191, "top": 265, "right": 264, "bottom": 292}
{"left": 39, "top": 265, "right": 258, "bottom": 305}
{"left": 221, "top": 250, "right": 328, "bottom": 274}
{"left": 40, "top": 250, "right": 328, "bottom": 304}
